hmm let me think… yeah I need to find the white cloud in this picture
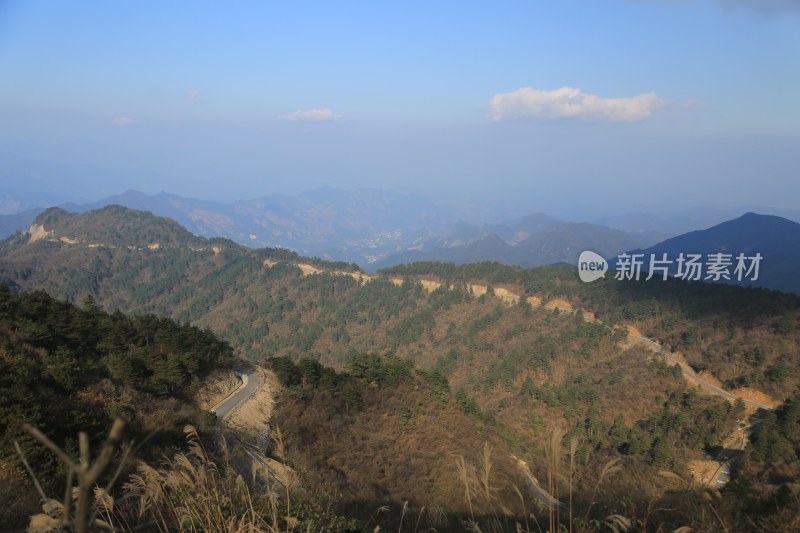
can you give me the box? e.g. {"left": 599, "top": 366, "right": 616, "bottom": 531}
{"left": 111, "top": 116, "right": 134, "bottom": 126}
{"left": 489, "top": 86, "right": 666, "bottom": 122}
{"left": 186, "top": 88, "right": 204, "bottom": 103}
{"left": 280, "top": 108, "right": 343, "bottom": 122}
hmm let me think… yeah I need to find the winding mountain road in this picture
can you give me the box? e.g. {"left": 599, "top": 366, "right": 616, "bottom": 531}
{"left": 295, "top": 261, "right": 779, "bottom": 412}
{"left": 627, "top": 335, "right": 774, "bottom": 411}
{"left": 210, "top": 265, "right": 778, "bottom": 496}
{"left": 209, "top": 366, "right": 264, "bottom": 420}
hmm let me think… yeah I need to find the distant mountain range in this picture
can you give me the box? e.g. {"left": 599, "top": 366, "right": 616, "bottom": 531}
{"left": 610, "top": 212, "right": 800, "bottom": 295}
{"left": 2, "top": 187, "right": 799, "bottom": 275}
{"left": 1, "top": 188, "right": 462, "bottom": 265}
{"left": 0, "top": 189, "right": 645, "bottom": 267}
{"left": 0, "top": 208, "right": 40, "bottom": 238}
{"left": 2, "top": 204, "right": 799, "bottom": 297}
{"left": 596, "top": 207, "right": 800, "bottom": 246}
{"left": 374, "top": 221, "right": 641, "bottom": 270}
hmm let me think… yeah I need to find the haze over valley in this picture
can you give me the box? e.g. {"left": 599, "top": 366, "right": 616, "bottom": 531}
{"left": 1, "top": 1, "right": 799, "bottom": 531}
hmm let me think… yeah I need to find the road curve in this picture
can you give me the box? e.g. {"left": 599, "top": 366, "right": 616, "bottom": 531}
{"left": 295, "top": 264, "right": 779, "bottom": 412}
{"left": 532, "top": 302, "right": 775, "bottom": 411}
{"left": 210, "top": 366, "right": 264, "bottom": 420}
{"left": 628, "top": 335, "right": 774, "bottom": 411}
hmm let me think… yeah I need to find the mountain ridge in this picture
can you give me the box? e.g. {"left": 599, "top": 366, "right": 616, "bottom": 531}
{"left": 375, "top": 221, "right": 641, "bottom": 270}
{"left": 0, "top": 189, "right": 657, "bottom": 267}
{"left": 2, "top": 204, "right": 800, "bottom": 529}
{"left": 613, "top": 212, "right": 800, "bottom": 295}
{"left": 5, "top": 188, "right": 800, "bottom": 275}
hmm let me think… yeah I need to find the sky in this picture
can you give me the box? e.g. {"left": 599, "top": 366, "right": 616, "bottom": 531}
{"left": 0, "top": 0, "right": 798, "bottom": 218}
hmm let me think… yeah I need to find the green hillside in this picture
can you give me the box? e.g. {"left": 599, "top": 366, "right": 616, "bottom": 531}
{"left": 0, "top": 285, "right": 234, "bottom": 528}
{"left": 2, "top": 206, "right": 799, "bottom": 530}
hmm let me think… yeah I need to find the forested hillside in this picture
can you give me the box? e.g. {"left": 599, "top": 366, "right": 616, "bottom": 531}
{"left": 382, "top": 261, "right": 800, "bottom": 399}
{"left": 0, "top": 285, "right": 234, "bottom": 528}
{"left": 2, "top": 206, "right": 800, "bottom": 530}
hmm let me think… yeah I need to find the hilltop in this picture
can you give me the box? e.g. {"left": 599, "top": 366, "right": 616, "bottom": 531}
{"left": 29, "top": 205, "right": 203, "bottom": 247}
{"left": 620, "top": 212, "right": 800, "bottom": 295}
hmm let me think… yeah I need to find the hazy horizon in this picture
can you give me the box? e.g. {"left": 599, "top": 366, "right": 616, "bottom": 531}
{"left": 1, "top": 1, "right": 798, "bottom": 218}
{"left": 5, "top": 185, "right": 800, "bottom": 232}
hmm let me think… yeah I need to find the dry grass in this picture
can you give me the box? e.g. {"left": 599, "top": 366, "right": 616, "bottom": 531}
{"left": 0, "top": 460, "right": 40, "bottom": 529}
{"left": 115, "top": 425, "right": 290, "bottom": 532}
{"left": 544, "top": 426, "right": 566, "bottom": 533}
{"left": 455, "top": 443, "right": 509, "bottom": 532}
{"left": 458, "top": 429, "right": 629, "bottom": 533}
{"left": 18, "top": 416, "right": 300, "bottom": 532}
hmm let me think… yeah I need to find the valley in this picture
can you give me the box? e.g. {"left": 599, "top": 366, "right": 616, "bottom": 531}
{"left": 1, "top": 206, "right": 799, "bottom": 531}
{"left": 3, "top": 1, "right": 799, "bottom": 530}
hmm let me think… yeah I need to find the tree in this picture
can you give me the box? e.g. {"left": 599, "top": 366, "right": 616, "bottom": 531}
{"left": 650, "top": 436, "right": 671, "bottom": 466}
{"left": 297, "top": 358, "right": 322, "bottom": 386}
{"left": 767, "top": 360, "right": 789, "bottom": 383}
{"left": 43, "top": 347, "right": 81, "bottom": 392}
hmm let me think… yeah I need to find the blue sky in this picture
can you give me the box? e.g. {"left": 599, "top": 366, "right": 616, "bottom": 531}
{"left": 0, "top": 0, "right": 798, "bottom": 218}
